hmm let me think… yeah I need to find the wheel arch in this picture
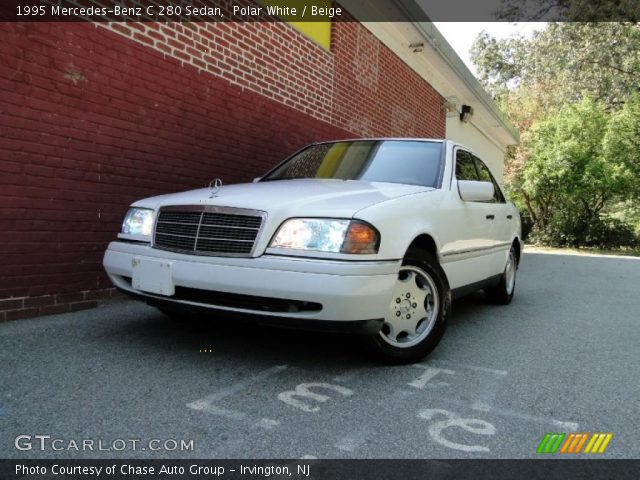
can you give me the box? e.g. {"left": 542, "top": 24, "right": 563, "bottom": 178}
{"left": 511, "top": 236, "right": 522, "bottom": 267}
{"left": 407, "top": 233, "right": 439, "bottom": 260}
{"left": 405, "top": 233, "right": 452, "bottom": 292}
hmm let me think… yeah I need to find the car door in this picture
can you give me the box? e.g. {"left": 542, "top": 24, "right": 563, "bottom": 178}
{"left": 472, "top": 154, "right": 512, "bottom": 276}
{"left": 439, "top": 148, "right": 492, "bottom": 289}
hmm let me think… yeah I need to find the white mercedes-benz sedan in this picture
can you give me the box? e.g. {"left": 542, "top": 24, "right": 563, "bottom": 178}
{"left": 103, "top": 139, "right": 522, "bottom": 363}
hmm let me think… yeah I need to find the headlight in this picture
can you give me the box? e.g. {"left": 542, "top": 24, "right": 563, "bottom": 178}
{"left": 121, "top": 208, "right": 155, "bottom": 237}
{"left": 270, "top": 219, "right": 379, "bottom": 254}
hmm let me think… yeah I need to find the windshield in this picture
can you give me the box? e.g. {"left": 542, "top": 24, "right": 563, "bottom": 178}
{"left": 261, "top": 140, "right": 444, "bottom": 187}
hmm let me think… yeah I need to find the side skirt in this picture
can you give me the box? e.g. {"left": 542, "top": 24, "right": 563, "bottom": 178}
{"left": 451, "top": 274, "right": 502, "bottom": 300}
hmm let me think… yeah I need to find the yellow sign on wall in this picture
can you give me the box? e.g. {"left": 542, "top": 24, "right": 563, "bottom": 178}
{"left": 258, "top": 0, "right": 332, "bottom": 50}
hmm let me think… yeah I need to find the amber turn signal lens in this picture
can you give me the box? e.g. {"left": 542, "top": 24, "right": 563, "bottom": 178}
{"left": 340, "top": 221, "right": 380, "bottom": 254}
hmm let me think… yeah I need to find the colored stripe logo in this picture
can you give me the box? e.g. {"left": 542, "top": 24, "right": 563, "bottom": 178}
{"left": 584, "top": 433, "right": 613, "bottom": 454}
{"left": 559, "top": 433, "right": 589, "bottom": 453}
{"left": 537, "top": 432, "right": 613, "bottom": 454}
{"left": 537, "top": 433, "right": 566, "bottom": 453}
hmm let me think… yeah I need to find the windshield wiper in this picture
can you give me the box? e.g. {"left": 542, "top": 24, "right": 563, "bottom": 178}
{"left": 260, "top": 176, "right": 310, "bottom": 182}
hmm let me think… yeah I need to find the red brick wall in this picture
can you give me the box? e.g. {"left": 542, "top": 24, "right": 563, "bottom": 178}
{"left": 0, "top": 19, "right": 445, "bottom": 321}
{"left": 96, "top": 19, "right": 446, "bottom": 137}
{"left": 332, "top": 22, "right": 445, "bottom": 137}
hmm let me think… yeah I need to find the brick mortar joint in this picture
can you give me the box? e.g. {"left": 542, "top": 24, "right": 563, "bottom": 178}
{"left": 98, "top": 22, "right": 335, "bottom": 123}
{"left": 0, "top": 296, "right": 128, "bottom": 322}
{"left": 0, "top": 288, "right": 119, "bottom": 313}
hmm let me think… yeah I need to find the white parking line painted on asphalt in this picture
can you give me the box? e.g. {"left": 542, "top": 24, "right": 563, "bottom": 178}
{"left": 427, "top": 360, "right": 508, "bottom": 376}
{"left": 471, "top": 401, "right": 492, "bottom": 412}
{"left": 409, "top": 365, "right": 455, "bottom": 389}
{"left": 418, "top": 408, "right": 497, "bottom": 452}
{"left": 278, "top": 383, "right": 353, "bottom": 413}
{"left": 474, "top": 373, "right": 509, "bottom": 411}
{"left": 409, "top": 362, "right": 507, "bottom": 412}
{"left": 331, "top": 370, "right": 362, "bottom": 383}
{"left": 390, "top": 389, "right": 415, "bottom": 400}
{"left": 186, "top": 364, "right": 288, "bottom": 418}
{"left": 446, "top": 398, "right": 579, "bottom": 430}
{"left": 403, "top": 362, "right": 577, "bottom": 440}
{"left": 188, "top": 404, "right": 247, "bottom": 420}
{"left": 185, "top": 360, "right": 579, "bottom": 455}
{"left": 335, "top": 432, "right": 366, "bottom": 452}
{"left": 254, "top": 418, "right": 281, "bottom": 430}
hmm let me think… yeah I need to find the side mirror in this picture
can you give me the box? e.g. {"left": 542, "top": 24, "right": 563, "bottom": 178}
{"left": 252, "top": 177, "right": 261, "bottom": 183}
{"left": 458, "top": 180, "right": 494, "bottom": 202}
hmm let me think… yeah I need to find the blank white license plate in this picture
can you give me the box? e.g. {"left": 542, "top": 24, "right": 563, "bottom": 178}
{"left": 132, "top": 257, "right": 174, "bottom": 296}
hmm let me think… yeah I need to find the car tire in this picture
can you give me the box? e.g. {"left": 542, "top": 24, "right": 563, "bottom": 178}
{"left": 485, "top": 245, "right": 517, "bottom": 305}
{"left": 366, "top": 249, "right": 450, "bottom": 364}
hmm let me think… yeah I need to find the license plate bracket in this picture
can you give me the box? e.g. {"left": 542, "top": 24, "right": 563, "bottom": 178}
{"left": 132, "top": 257, "right": 175, "bottom": 296}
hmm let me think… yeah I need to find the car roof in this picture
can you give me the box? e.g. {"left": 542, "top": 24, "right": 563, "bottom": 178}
{"left": 311, "top": 138, "right": 446, "bottom": 145}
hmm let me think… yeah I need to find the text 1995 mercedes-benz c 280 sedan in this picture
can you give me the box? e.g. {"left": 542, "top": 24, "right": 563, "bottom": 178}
{"left": 103, "top": 139, "right": 522, "bottom": 363}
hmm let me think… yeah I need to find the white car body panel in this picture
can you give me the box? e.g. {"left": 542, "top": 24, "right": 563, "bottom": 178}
{"left": 103, "top": 139, "right": 522, "bottom": 324}
{"left": 105, "top": 241, "right": 399, "bottom": 321}
{"left": 131, "top": 179, "right": 432, "bottom": 262}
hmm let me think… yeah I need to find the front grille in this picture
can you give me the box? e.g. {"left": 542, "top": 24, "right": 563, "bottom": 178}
{"left": 153, "top": 206, "right": 265, "bottom": 256}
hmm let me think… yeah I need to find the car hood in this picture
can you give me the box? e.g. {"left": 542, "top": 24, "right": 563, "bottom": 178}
{"left": 133, "top": 179, "right": 433, "bottom": 217}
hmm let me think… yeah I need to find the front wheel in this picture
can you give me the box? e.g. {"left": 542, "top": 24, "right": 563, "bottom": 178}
{"left": 366, "top": 249, "right": 450, "bottom": 364}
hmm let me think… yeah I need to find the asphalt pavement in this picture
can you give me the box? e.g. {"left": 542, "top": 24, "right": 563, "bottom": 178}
{"left": 1, "top": 250, "right": 639, "bottom": 459}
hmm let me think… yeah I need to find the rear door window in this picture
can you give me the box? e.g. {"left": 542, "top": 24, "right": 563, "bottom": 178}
{"left": 472, "top": 155, "right": 506, "bottom": 203}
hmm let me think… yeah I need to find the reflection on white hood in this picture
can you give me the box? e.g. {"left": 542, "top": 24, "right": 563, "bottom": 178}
{"left": 133, "top": 179, "right": 434, "bottom": 218}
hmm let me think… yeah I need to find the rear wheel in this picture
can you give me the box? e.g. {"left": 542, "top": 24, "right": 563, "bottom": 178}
{"left": 367, "top": 249, "right": 450, "bottom": 364}
{"left": 485, "top": 245, "right": 517, "bottom": 305}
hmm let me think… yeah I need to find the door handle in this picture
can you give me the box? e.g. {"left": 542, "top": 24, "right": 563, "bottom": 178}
{"left": 507, "top": 214, "right": 513, "bottom": 219}
{"left": 486, "top": 214, "right": 495, "bottom": 220}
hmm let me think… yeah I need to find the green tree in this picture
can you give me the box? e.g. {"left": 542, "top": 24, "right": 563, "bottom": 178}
{"left": 494, "top": 0, "right": 639, "bottom": 22}
{"left": 602, "top": 93, "right": 640, "bottom": 237}
{"left": 513, "top": 98, "right": 638, "bottom": 246}
{"left": 471, "top": 23, "right": 640, "bottom": 248}
{"left": 471, "top": 23, "right": 640, "bottom": 109}
{"left": 604, "top": 93, "right": 640, "bottom": 188}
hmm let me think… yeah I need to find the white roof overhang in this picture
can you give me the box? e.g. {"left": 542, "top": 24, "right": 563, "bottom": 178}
{"left": 340, "top": 0, "right": 520, "bottom": 146}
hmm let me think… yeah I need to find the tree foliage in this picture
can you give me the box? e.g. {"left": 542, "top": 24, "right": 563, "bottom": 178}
{"left": 471, "top": 23, "right": 640, "bottom": 248}
{"left": 494, "top": 0, "right": 640, "bottom": 22}
{"left": 472, "top": 23, "right": 640, "bottom": 109}
{"left": 514, "top": 98, "right": 638, "bottom": 246}
{"left": 604, "top": 93, "right": 640, "bottom": 187}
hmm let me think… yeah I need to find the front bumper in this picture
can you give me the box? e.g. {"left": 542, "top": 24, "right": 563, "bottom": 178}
{"left": 103, "top": 241, "right": 400, "bottom": 323}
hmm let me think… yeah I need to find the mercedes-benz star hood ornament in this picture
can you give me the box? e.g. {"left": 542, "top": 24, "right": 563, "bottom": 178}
{"left": 209, "top": 178, "right": 222, "bottom": 198}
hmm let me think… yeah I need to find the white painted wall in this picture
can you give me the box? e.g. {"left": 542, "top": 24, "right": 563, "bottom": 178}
{"left": 446, "top": 116, "right": 507, "bottom": 182}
